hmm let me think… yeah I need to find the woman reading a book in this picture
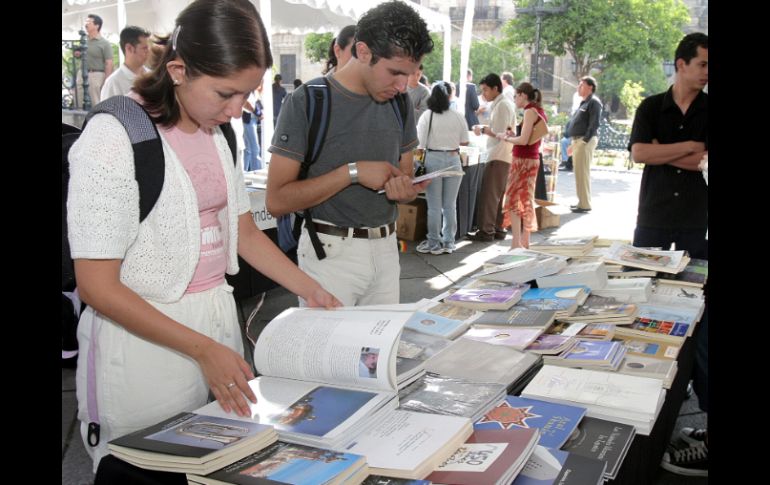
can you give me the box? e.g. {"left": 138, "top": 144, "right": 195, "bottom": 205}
{"left": 67, "top": 0, "right": 340, "bottom": 471}
{"left": 496, "top": 82, "right": 548, "bottom": 249}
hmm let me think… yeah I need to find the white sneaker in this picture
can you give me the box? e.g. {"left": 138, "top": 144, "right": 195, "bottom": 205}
{"left": 416, "top": 240, "right": 443, "bottom": 255}
{"left": 441, "top": 242, "right": 457, "bottom": 254}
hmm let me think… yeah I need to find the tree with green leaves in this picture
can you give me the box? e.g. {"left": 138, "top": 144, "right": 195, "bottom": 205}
{"left": 421, "top": 33, "right": 527, "bottom": 86}
{"left": 505, "top": 0, "right": 689, "bottom": 80}
{"left": 304, "top": 32, "right": 334, "bottom": 64}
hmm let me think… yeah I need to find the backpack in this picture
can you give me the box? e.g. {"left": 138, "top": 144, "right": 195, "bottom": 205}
{"left": 276, "top": 76, "right": 409, "bottom": 259}
{"left": 62, "top": 96, "right": 236, "bottom": 445}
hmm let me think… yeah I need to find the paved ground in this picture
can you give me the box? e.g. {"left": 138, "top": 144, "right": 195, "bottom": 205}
{"left": 62, "top": 166, "right": 707, "bottom": 484}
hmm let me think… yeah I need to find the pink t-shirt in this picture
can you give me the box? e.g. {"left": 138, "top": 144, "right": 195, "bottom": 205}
{"left": 163, "top": 125, "right": 228, "bottom": 293}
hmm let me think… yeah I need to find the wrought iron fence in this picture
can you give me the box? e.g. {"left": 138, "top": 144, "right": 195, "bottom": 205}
{"left": 597, "top": 118, "right": 630, "bottom": 151}
{"left": 62, "top": 30, "right": 89, "bottom": 110}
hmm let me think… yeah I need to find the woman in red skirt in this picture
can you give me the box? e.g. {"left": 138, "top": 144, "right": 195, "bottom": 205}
{"left": 497, "top": 82, "right": 547, "bottom": 248}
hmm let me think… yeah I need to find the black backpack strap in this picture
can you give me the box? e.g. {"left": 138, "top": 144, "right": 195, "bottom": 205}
{"left": 301, "top": 77, "right": 334, "bottom": 260}
{"left": 86, "top": 96, "right": 164, "bottom": 223}
{"left": 391, "top": 92, "right": 409, "bottom": 134}
{"left": 219, "top": 122, "right": 238, "bottom": 166}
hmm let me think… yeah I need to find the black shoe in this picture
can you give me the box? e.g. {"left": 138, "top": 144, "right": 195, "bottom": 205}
{"left": 570, "top": 207, "right": 591, "bottom": 213}
{"left": 468, "top": 232, "right": 494, "bottom": 242}
{"left": 494, "top": 231, "right": 507, "bottom": 240}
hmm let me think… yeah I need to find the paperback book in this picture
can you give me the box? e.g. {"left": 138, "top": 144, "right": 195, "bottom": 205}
{"left": 474, "top": 395, "right": 586, "bottom": 449}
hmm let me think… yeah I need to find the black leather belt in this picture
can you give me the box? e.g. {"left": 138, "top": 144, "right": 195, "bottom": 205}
{"left": 313, "top": 221, "right": 396, "bottom": 239}
{"left": 426, "top": 148, "right": 459, "bottom": 152}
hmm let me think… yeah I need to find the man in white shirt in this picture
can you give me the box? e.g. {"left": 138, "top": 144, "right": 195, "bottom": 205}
{"left": 501, "top": 71, "right": 516, "bottom": 104}
{"left": 469, "top": 73, "right": 517, "bottom": 242}
{"left": 100, "top": 26, "right": 151, "bottom": 100}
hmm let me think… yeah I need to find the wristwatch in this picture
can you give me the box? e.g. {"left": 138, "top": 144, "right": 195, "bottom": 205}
{"left": 347, "top": 162, "right": 358, "bottom": 184}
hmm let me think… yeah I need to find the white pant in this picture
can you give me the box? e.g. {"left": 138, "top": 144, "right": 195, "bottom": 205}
{"left": 76, "top": 283, "right": 243, "bottom": 472}
{"left": 298, "top": 223, "right": 400, "bottom": 307}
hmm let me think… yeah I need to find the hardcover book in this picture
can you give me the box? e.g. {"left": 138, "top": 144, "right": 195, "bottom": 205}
{"left": 108, "top": 412, "right": 277, "bottom": 475}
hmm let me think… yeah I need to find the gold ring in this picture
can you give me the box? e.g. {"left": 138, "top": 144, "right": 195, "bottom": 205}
{"left": 226, "top": 382, "right": 236, "bottom": 389}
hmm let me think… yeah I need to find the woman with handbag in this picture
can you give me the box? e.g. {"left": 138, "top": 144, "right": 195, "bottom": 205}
{"left": 497, "top": 82, "right": 548, "bottom": 249}
{"left": 415, "top": 82, "right": 469, "bottom": 255}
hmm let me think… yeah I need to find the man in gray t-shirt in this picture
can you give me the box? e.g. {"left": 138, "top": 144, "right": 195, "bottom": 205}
{"left": 84, "top": 14, "right": 114, "bottom": 107}
{"left": 407, "top": 64, "right": 430, "bottom": 120}
{"left": 267, "top": 1, "right": 434, "bottom": 306}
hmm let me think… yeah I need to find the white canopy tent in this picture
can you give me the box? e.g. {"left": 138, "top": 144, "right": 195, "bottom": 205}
{"left": 62, "top": 0, "right": 455, "bottom": 163}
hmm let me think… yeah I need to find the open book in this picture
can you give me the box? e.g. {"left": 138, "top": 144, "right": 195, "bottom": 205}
{"left": 377, "top": 166, "right": 464, "bottom": 193}
{"left": 197, "top": 308, "right": 410, "bottom": 450}
{"left": 196, "top": 308, "right": 473, "bottom": 479}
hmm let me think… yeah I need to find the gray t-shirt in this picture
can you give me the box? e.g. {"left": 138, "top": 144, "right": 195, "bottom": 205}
{"left": 408, "top": 83, "right": 431, "bottom": 121}
{"left": 269, "top": 76, "right": 418, "bottom": 227}
{"left": 87, "top": 37, "right": 112, "bottom": 71}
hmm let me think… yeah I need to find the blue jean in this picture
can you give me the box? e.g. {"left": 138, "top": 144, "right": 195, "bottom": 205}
{"left": 560, "top": 136, "right": 571, "bottom": 162}
{"left": 243, "top": 116, "right": 262, "bottom": 171}
{"left": 633, "top": 225, "right": 708, "bottom": 412}
{"left": 425, "top": 151, "right": 463, "bottom": 246}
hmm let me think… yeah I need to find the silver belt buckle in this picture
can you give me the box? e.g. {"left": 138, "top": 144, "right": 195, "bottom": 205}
{"left": 367, "top": 227, "right": 381, "bottom": 238}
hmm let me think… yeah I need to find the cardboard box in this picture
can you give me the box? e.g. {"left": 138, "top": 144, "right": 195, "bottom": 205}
{"left": 396, "top": 198, "right": 427, "bottom": 241}
{"left": 534, "top": 199, "right": 570, "bottom": 230}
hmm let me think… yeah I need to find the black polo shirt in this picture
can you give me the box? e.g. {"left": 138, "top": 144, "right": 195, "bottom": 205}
{"left": 629, "top": 86, "right": 708, "bottom": 229}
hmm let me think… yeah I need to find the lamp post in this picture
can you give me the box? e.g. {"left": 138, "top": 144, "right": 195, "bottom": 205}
{"left": 515, "top": 0, "right": 568, "bottom": 88}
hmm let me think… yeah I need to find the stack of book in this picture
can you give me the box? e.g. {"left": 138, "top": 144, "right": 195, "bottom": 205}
{"left": 535, "top": 261, "right": 608, "bottom": 291}
{"left": 616, "top": 354, "right": 678, "bottom": 389}
{"left": 187, "top": 441, "right": 368, "bottom": 485}
{"left": 530, "top": 235, "right": 598, "bottom": 257}
{"left": 520, "top": 286, "right": 591, "bottom": 307}
{"left": 107, "top": 412, "right": 278, "bottom": 475}
{"left": 656, "top": 258, "right": 708, "bottom": 288}
{"left": 544, "top": 340, "right": 626, "bottom": 371}
{"left": 474, "top": 249, "right": 569, "bottom": 284}
{"left": 613, "top": 333, "right": 681, "bottom": 361}
{"left": 471, "top": 307, "right": 557, "bottom": 331}
{"left": 592, "top": 277, "right": 653, "bottom": 303}
{"left": 525, "top": 334, "right": 578, "bottom": 356}
{"left": 461, "top": 326, "right": 544, "bottom": 350}
{"left": 425, "top": 338, "right": 542, "bottom": 393}
{"left": 445, "top": 281, "right": 530, "bottom": 311}
{"left": 603, "top": 242, "right": 690, "bottom": 274}
{"left": 614, "top": 301, "right": 702, "bottom": 344}
{"left": 426, "top": 428, "right": 540, "bottom": 485}
{"left": 560, "top": 295, "right": 638, "bottom": 325}
{"left": 521, "top": 365, "right": 666, "bottom": 435}
{"left": 404, "top": 310, "right": 470, "bottom": 339}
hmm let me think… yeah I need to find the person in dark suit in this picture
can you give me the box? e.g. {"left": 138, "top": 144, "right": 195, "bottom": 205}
{"left": 464, "top": 69, "right": 479, "bottom": 129}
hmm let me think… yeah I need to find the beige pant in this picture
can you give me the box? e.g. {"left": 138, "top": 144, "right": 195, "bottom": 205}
{"left": 571, "top": 136, "right": 598, "bottom": 210}
{"left": 88, "top": 71, "right": 106, "bottom": 107}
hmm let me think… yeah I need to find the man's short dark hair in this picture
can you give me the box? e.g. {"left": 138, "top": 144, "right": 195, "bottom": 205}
{"left": 479, "top": 73, "right": 503, "bottom": 93}
{"left": 675, "top": 32, "right": 708, "bottom": 71}
{"left": 119, "top": 26, "right": 151, "bottom": 55}
{"left": 293, "top": 78, "right": 302, "bottom": 88}
{"left": 88, "top": 14, "right": 103, "bottom": 31}
{"left": 274, "top": 73, "right": 282, "bottom": 82}
{"left": 353, "top": 1, "right": 434, "bottom": 65}
{"left": 581, "top": 76, "right": 597, "bottom": 93}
